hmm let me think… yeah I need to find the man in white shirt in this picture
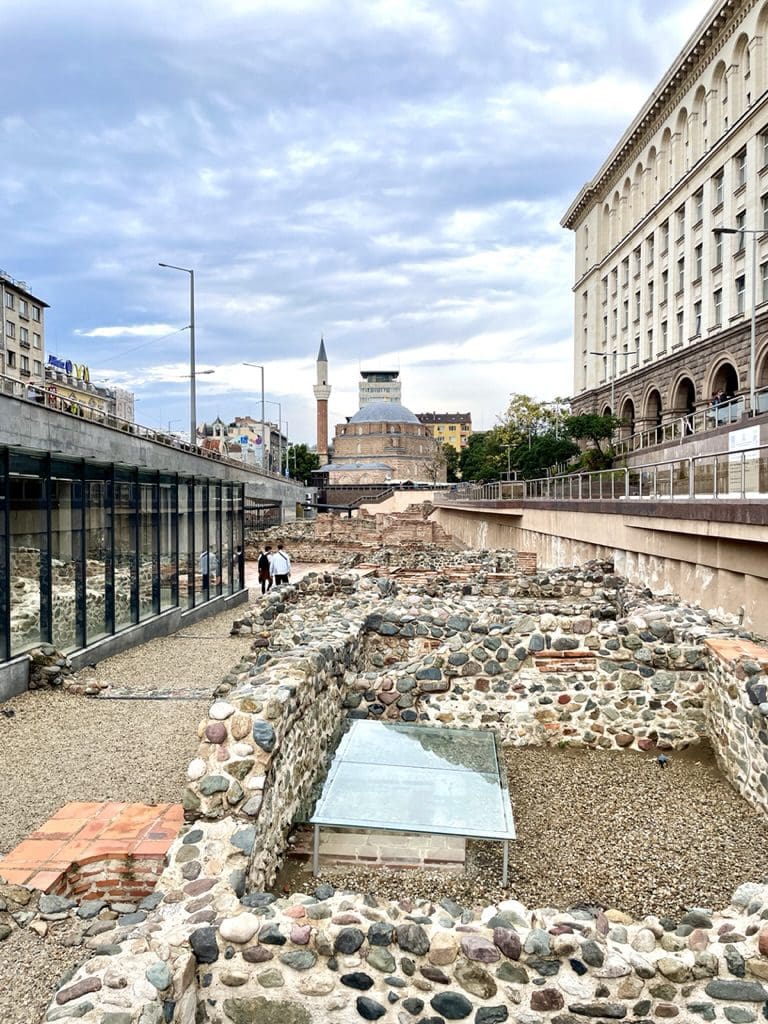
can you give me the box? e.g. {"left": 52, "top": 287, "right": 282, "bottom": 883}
{"left": 271, "top": 543, "right": 291, "bottom": 585}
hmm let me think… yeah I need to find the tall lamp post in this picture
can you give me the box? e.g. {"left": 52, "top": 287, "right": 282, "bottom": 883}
{"left": 501, "top": 443, "right": 512, "bottom": 480}
{"left": 243, "top": 362, "right": 266, "bottom": 469}
{"left": 159, "top": 263, "right": 196, "bottom": 445}
{"left": 713, "top": 226, "right": 758, "bottom": 413}
{"left": 264, "top": 399, "right": 282, "bottom": 475}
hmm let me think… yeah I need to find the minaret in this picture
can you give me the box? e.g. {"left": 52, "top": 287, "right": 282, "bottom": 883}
{"left": 313, "top": 336, "right": 332, "bottom": 464}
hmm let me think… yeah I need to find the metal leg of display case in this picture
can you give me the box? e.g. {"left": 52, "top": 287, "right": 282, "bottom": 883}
{"left": 313, "top": 824, "right": 320, "bottom": 876}
{"left": 502, "top": 840, "right": 509, "bottom": 886}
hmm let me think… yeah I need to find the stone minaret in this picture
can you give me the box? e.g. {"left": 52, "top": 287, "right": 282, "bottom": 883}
{"left": 313, "top": 337, "right": 331, "bottom": 464}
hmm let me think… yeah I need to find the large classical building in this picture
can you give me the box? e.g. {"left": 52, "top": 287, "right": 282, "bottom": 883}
{"left": 0, "top": 272, "right": 47, "bottom": 393}
{"left": 563, "top": 0, "right": 768, "bottom": 435}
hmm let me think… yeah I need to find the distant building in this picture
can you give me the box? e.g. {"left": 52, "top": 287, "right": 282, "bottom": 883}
{"left": 416, "top": 412, "right": 472, "bottom": 452}
{"left": 0, "top": 272, "right": 48, "bottom": 393}
{"left": 43, "top": 354, "right": 135, "bottom": 424}
{"left": 359, "top": 369, "right": 401, "bottom": 408}
{"left": 199, "top": 415, "right": 285, "bottom": 472}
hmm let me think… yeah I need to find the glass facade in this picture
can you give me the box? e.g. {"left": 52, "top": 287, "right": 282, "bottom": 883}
{"left": 0, "top": 449, "right": 245, "bottom": 663}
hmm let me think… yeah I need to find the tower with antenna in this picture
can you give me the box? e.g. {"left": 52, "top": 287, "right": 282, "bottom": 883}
{"left": 313, "top": 337, "right": 332, "bottom": 464}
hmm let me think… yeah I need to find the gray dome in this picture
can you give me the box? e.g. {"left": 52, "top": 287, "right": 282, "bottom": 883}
{"left": 348, "top": 401, "right": 420, "bottom": 425}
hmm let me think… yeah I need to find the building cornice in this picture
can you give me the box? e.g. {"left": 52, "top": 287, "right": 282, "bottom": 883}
{"left": 562, "top": 0, "right": 753, "bottom": 229}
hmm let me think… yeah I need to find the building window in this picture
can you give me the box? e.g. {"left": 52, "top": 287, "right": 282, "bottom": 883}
{"left": 714, "top": 232, "right": 723, "bottom": 267}
{"left": 634, "top": 291, "right": 640, "bottom": 322}
{"left": 4, "top": 292, "right": 13, "bottom": 309}
{"left": 622, "top": 299, "right": 629, "bottom": 329}
{"left": 713, "top": 288, "right": 722, "bottom": 324}
{"left": 19, "top": 326, "right": 28, "bottom": 345}
{"left": 735, "top": 149, "right": 747, "bottom": 188}
{"left": 603, "top": 315, "right": 608, "bottom": 342}
{"left": 647, "top": 328, "right": 653, "bottom": 359}
{"left": 735, "top": 210, "right": 746, "bottom": 251}
{"left": 647, "top": 279, "right": 654, "bottom": 312}
{"left": 693, "top": 300, "right": 702, "bottom": 336}
{"left": 7, "top": 350, "right": 15, "bottom": 368}
{"left": 33, "top": 332, "right": 41, "bottom": 349}
{"left": 646, "top": 233, "right": 654, "bottom": 264}
{"left": 761, "top": 130, "right": 768, "bottom": 169}
{"left": 33, "top": 360, "right": 41, "bottom": 375}
{"left": 763, "top": 263, "right": 768, "bottom": 304}
{"left": 5, "top": 321, "right": 15, "bottom": 339}
{"left": 677, "top": 257, "right": 685, "bottom": 292}
{"left": 676, "top": 204, "right": 686, "bottom": 239}
{"left": 20, "top": 354, "right": 29, "bottom": 372}
{"left": 611, "top": 268, "right": 618, "bottom": 295}
{"left": 676, "top": 309, "right": 684, "bottom": 344}
{"left": 32, "top": 305, "right": 41, "bottom": 322}
{"left": 633, "top": 247, "right": 641, "bottom": 278}
{"left": 694, "top": 244, "right": 703, "bottom": 281}
{"left": 601, "top": 276, "right": 608, "bottom": 303}
{"left": 18, "top": 298, "right": 28, "bottom": 318}
{"left": 621, "top": 257, "right": 629, "bottom": 287}
{"left": 660, "top": 319, "right": 668, "bottom": 352}
{"left": 693, "top": 188, "right": 704, "bottom": 223}
{"left": 660, "top": 220, "right": 670, "bottom": 252}
{"left": 762, "top": 193, "right": 768, "bottom": 232}
{"left": 713, "top": 169, "right": 724, "bottom": 207}
{"left": 736, "top": 274, "right": 746, "bottom": 314}
{"left": 662, "top": 269, "right": 669, "bottom": 302}
{"left": 612, "top": 308, "right": 618, "bottom": 336}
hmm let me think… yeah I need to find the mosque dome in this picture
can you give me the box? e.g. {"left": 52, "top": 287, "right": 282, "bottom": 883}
{"left": 348, "top": 401, "right": 421, "bottom": 425}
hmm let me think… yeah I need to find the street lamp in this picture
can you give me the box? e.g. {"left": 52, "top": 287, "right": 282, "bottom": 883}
{"left": 243, "top": 362, "right": 266, "bottom": 470}
{"left": 159, "top": 263, "right": 196, "bottom": 444}
{"left": 713, "top": 226, "right": 758, "bottom": 413}
{"left": 501, "top": 443, "right": 512, "bottom": 480}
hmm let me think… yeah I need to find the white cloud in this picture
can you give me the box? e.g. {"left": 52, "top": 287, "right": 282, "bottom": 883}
{"left": 76, "top": 324, "right": 181, "bottom": 338}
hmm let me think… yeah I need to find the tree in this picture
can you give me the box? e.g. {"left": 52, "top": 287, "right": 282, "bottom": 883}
{"left": 512, "top": 433, "right": 580, "bottom": 479}
{"left": 460, "top": 430, "right": 506, "bottom": 481}
{"left": 443, "top": 443, "right": 460, "bottom": 482}
{"left": 563, "top": 413, "right": 621, "bottom": 470}
{"left": 286, "top": 444, "right": 320, "bottom": 484}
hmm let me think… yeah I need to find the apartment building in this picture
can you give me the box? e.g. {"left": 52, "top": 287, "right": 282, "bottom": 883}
{"left": 0, "top": 272, "right": 48, "bottom": 392}
{"left": 416, "top": 411, "right": 472, "bottom": 452}
{"left": 563, "top": 0, "right": 768, "bottom": 434}
{"left": 359, "top": 369, "right": 401, "bottom": 407}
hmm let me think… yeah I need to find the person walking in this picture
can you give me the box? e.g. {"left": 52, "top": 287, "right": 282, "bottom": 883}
{"left": 271, "top": 542, "right": 291, "bottom": 586}
{"left": 257, "top": 544, "right": 273, "bottom": 595}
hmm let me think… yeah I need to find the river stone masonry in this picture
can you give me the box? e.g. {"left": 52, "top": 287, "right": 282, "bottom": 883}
{"left": 33, "top": 554, "right": 768, "bottom": 1023}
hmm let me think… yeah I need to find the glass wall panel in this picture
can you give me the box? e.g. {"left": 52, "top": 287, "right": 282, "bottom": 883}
{"left": 178, "top": 480, "right": 193, "bottom": 609}
{"left": 221, "top": 483, "right": 232, "bottom": 596}
{"left": 139, "top": 482, "right": 156, "bottom": 619}
{"left": 114, "top": 474, "right": 137, "bottom": 632}
{"left": 234, "top": 484, "right": 244, "bottom": 591}
{"left": 85, "top": 477, "right": 109, "bottom": 642}
{"left": 195, "top": 482, "right": 208, "bottom": 602}
{"left": 51, "top": 475, "right": 79, "bottom": 651}
{"left": 159, "top": 481, "right": 177, "bottom": 611}
{"left": 9, "top": 471, "right": 45, "bottom": 655}
{"left": 0, "top": 455, "right": 8, "bottom": 661}
{"left": 209, "top": 483, "right": 222, "bottom": 597}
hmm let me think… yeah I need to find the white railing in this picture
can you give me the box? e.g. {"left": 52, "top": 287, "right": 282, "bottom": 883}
{"left": 435, "top": 443, "right": 768, "bottom": 504}
{"left": 0, "top": 375, "right": 285, "bottom": 480}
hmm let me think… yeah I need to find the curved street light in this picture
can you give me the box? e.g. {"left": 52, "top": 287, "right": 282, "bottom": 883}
{"left": 159, "top": 262, "right": 196, "bottom": 444}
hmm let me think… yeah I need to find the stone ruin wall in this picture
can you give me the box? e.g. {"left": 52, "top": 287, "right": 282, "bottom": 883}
{"left": 33, "top": 560, "right": 768, "bottom": 1024}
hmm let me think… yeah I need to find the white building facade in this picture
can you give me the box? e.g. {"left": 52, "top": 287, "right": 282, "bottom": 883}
{"left": 564, "top": 0, "right": 768, "bottom": 435}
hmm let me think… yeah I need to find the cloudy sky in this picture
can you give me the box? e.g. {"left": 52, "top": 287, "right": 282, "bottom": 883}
{"left": 2, "top": 0, "right": 711, "bottom": 443}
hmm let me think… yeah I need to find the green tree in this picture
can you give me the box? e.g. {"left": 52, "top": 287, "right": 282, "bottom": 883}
{"left": 563, "top": 413, "right": 621, "bottom": 470}
{"left": 443, "top": 443, "right": 460, "bottom": 483}
{"left": 460, "top": 430, "right": 506, "bottom": 481}
{"left": 286, "top": 443, "right": 320, "bottom": 483}
{"left": 512, "top": 433, "right": 580, "bottom": 479}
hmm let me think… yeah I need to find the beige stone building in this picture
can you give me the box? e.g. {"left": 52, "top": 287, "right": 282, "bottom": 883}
{"left": 319, "top": 401, "right": 446, "bottom": 485}
{"left": 563, "top": 0, "right": 768, "bottom": 435}
{"left": 0, "top": 272, "right": 47, "bottom": 394}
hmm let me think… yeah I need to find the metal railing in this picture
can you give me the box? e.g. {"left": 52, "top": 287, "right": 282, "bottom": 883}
{"left": 434, "top": 442, "right": 768, "bottom": 505}
{"left": 0, "top": 374, "right": 286, "bottom": 480}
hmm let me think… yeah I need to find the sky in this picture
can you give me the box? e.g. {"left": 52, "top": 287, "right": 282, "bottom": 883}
{"left": 1, "top": 0, "right": 712, "bottom": 443}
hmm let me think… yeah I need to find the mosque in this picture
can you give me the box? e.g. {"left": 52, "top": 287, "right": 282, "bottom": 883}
{"left": 311, "top": 340, "right": 445, "bottom": 489}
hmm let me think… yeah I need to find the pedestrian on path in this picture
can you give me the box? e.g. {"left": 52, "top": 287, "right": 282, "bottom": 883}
{"left": 258, "top": 544, "right": 273, "bottom": 595}
{"left": 271, "top": 542, "right": 291, "bottom": 586}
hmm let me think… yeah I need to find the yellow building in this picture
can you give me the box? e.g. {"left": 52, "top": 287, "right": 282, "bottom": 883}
{"left": 416, "top": 412, "right": 472, "bottom": 452}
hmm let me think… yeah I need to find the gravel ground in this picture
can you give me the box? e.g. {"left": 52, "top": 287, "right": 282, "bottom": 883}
{"left": 280, "top": 743, "right": 768, "bottom": 920}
